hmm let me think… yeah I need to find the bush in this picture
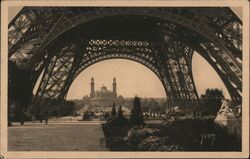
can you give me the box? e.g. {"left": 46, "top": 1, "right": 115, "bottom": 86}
{"left": 82, "top": 111, "right": 91, "bottom": 120}
{"left": 129, "top": 119, "right": 240, "bottom": 151}
{"left": 128, "top": 126, "right": 153, "bottom": 145}
{"left": 102, "top": 116, "right": 129, "bottom": 138}
{"left": 138, "top": 136, "right": 182, "bottom": 151}
{"left": 159, "top": 119, "right": 241, "bottom": 151}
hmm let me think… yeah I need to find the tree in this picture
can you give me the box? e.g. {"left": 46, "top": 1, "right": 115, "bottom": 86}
{"left": 29, "top": 99, "right": 54, "bottom": 122}
{"left": 118, "top": 105, "right": 123, "bottom": 117}
{"left": 83, "top": 111, "right": 90, "bottom": 120}
{"left": 8, "top": 61, "right": 33, "bottom": 125}
{"left": 111, "top": 102, "right": 117, "bottom": 117}
{"left": 30, "top": 99, "right": 76, "bottom": 121}
{"left": 129, "top": 96, "right": 144, "bottom": 127}
{"left": 200, "top": 88, "right": 225, "bottom": 116}
{"left": 141, "top": 98, "right": 161, "bottom": 113}
{"left": 62, "top": 101, "right": 75, "bottom": 116}
{"left": 104, "top": 112, "right": 110, "bottom": 119}
{"left": 148, "top": 98, "right": 160, "bottom": 112}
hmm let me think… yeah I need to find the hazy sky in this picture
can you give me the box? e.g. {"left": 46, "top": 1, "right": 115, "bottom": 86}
{"left": 9, "top": 6, "right": 242, "bottom": 99}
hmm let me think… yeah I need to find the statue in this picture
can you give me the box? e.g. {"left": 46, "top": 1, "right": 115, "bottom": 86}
{"left": 214, "top": 99, "right": 236, "bottom": 126}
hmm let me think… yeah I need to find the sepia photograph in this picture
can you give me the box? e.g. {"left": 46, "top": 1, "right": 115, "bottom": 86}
{"left": 1, "top": 0, "right": 249, "bottom": 158}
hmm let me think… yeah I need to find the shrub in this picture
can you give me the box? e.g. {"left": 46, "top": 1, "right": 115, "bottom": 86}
{"left": 138, "top": 136, "right": 183, "bottom": 151}
{"left": 159, "top": 119, "right": 241, "bottom": 151}
{"left": 128, "top": 126, "right": 153, "bottom": 146}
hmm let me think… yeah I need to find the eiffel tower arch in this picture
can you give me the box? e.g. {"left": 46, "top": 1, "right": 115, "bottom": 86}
{"left": 8, "top": 7, "right": 242, "bottom": 108}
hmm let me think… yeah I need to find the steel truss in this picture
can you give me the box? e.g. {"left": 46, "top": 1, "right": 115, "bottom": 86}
{"left": 8, "top": 7, "right": 242, "bottom": 108}
{"left": 33, "top": 39, "right": 199, "bottom": 107}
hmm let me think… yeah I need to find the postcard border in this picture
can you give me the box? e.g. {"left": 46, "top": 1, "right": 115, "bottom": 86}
{"left": 1, "top": 0, "right": 249, "bottom": 158}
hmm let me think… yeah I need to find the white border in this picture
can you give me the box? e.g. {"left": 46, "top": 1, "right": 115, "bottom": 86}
{"left": 1, "top": 0, "right": 249, "bottom": 158}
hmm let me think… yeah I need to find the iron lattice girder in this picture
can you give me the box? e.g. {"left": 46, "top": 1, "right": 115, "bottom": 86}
{"left": 192, "top": 7, "right": 243, "bottom": 59}
{"left": 71, "top": 39, "right": 199, "bottom": 105}
{"left": 8, "top": 7, "right": 64, "bottom": 63}
{"left": 8, "top": 8, "right": 241, "bottom": 70}
{"left": 196, "top": 42, "right": 242, "bottom": 105}
{"left": 177, "top": 30, "right": 242, "bottom": 106}
{"left": 33, "top": 43, "right": 76, "bottom": 103}
{"left": 8, "top": 7, "right": 242, "bottom": 106}
{"left": 33, "top": 39, "right": 199, "bottom": 106}
{"left": 34, "top": 39, "right": 171, "bottom": 104}
{"left": 158, "top": 40, "right": 199, "bottom": 106}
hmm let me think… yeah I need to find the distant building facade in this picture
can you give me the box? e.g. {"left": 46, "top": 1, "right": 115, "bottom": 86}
{"left": 83, "top": 77, "right": 124, "bottom": 107}
{"left": 90, "top": 77, "right": 117, "bottom": 99}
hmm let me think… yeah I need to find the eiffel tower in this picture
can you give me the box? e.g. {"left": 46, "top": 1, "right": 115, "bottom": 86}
{"left": 8, "top": 7, "right": 242, "bottom": 109}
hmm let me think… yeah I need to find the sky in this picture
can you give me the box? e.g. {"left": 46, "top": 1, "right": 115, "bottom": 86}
{"left": 9, "top": 6, "right": 242, "bottom": 100}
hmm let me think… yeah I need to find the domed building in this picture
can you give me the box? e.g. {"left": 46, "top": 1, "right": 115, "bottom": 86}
{"left": 84, "top": 77, "right": 125, "bottom": 107}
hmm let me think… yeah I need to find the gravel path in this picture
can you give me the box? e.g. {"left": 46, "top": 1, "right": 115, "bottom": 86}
{"left": 8, "top": 123, "right": 109, "bottom": 151}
